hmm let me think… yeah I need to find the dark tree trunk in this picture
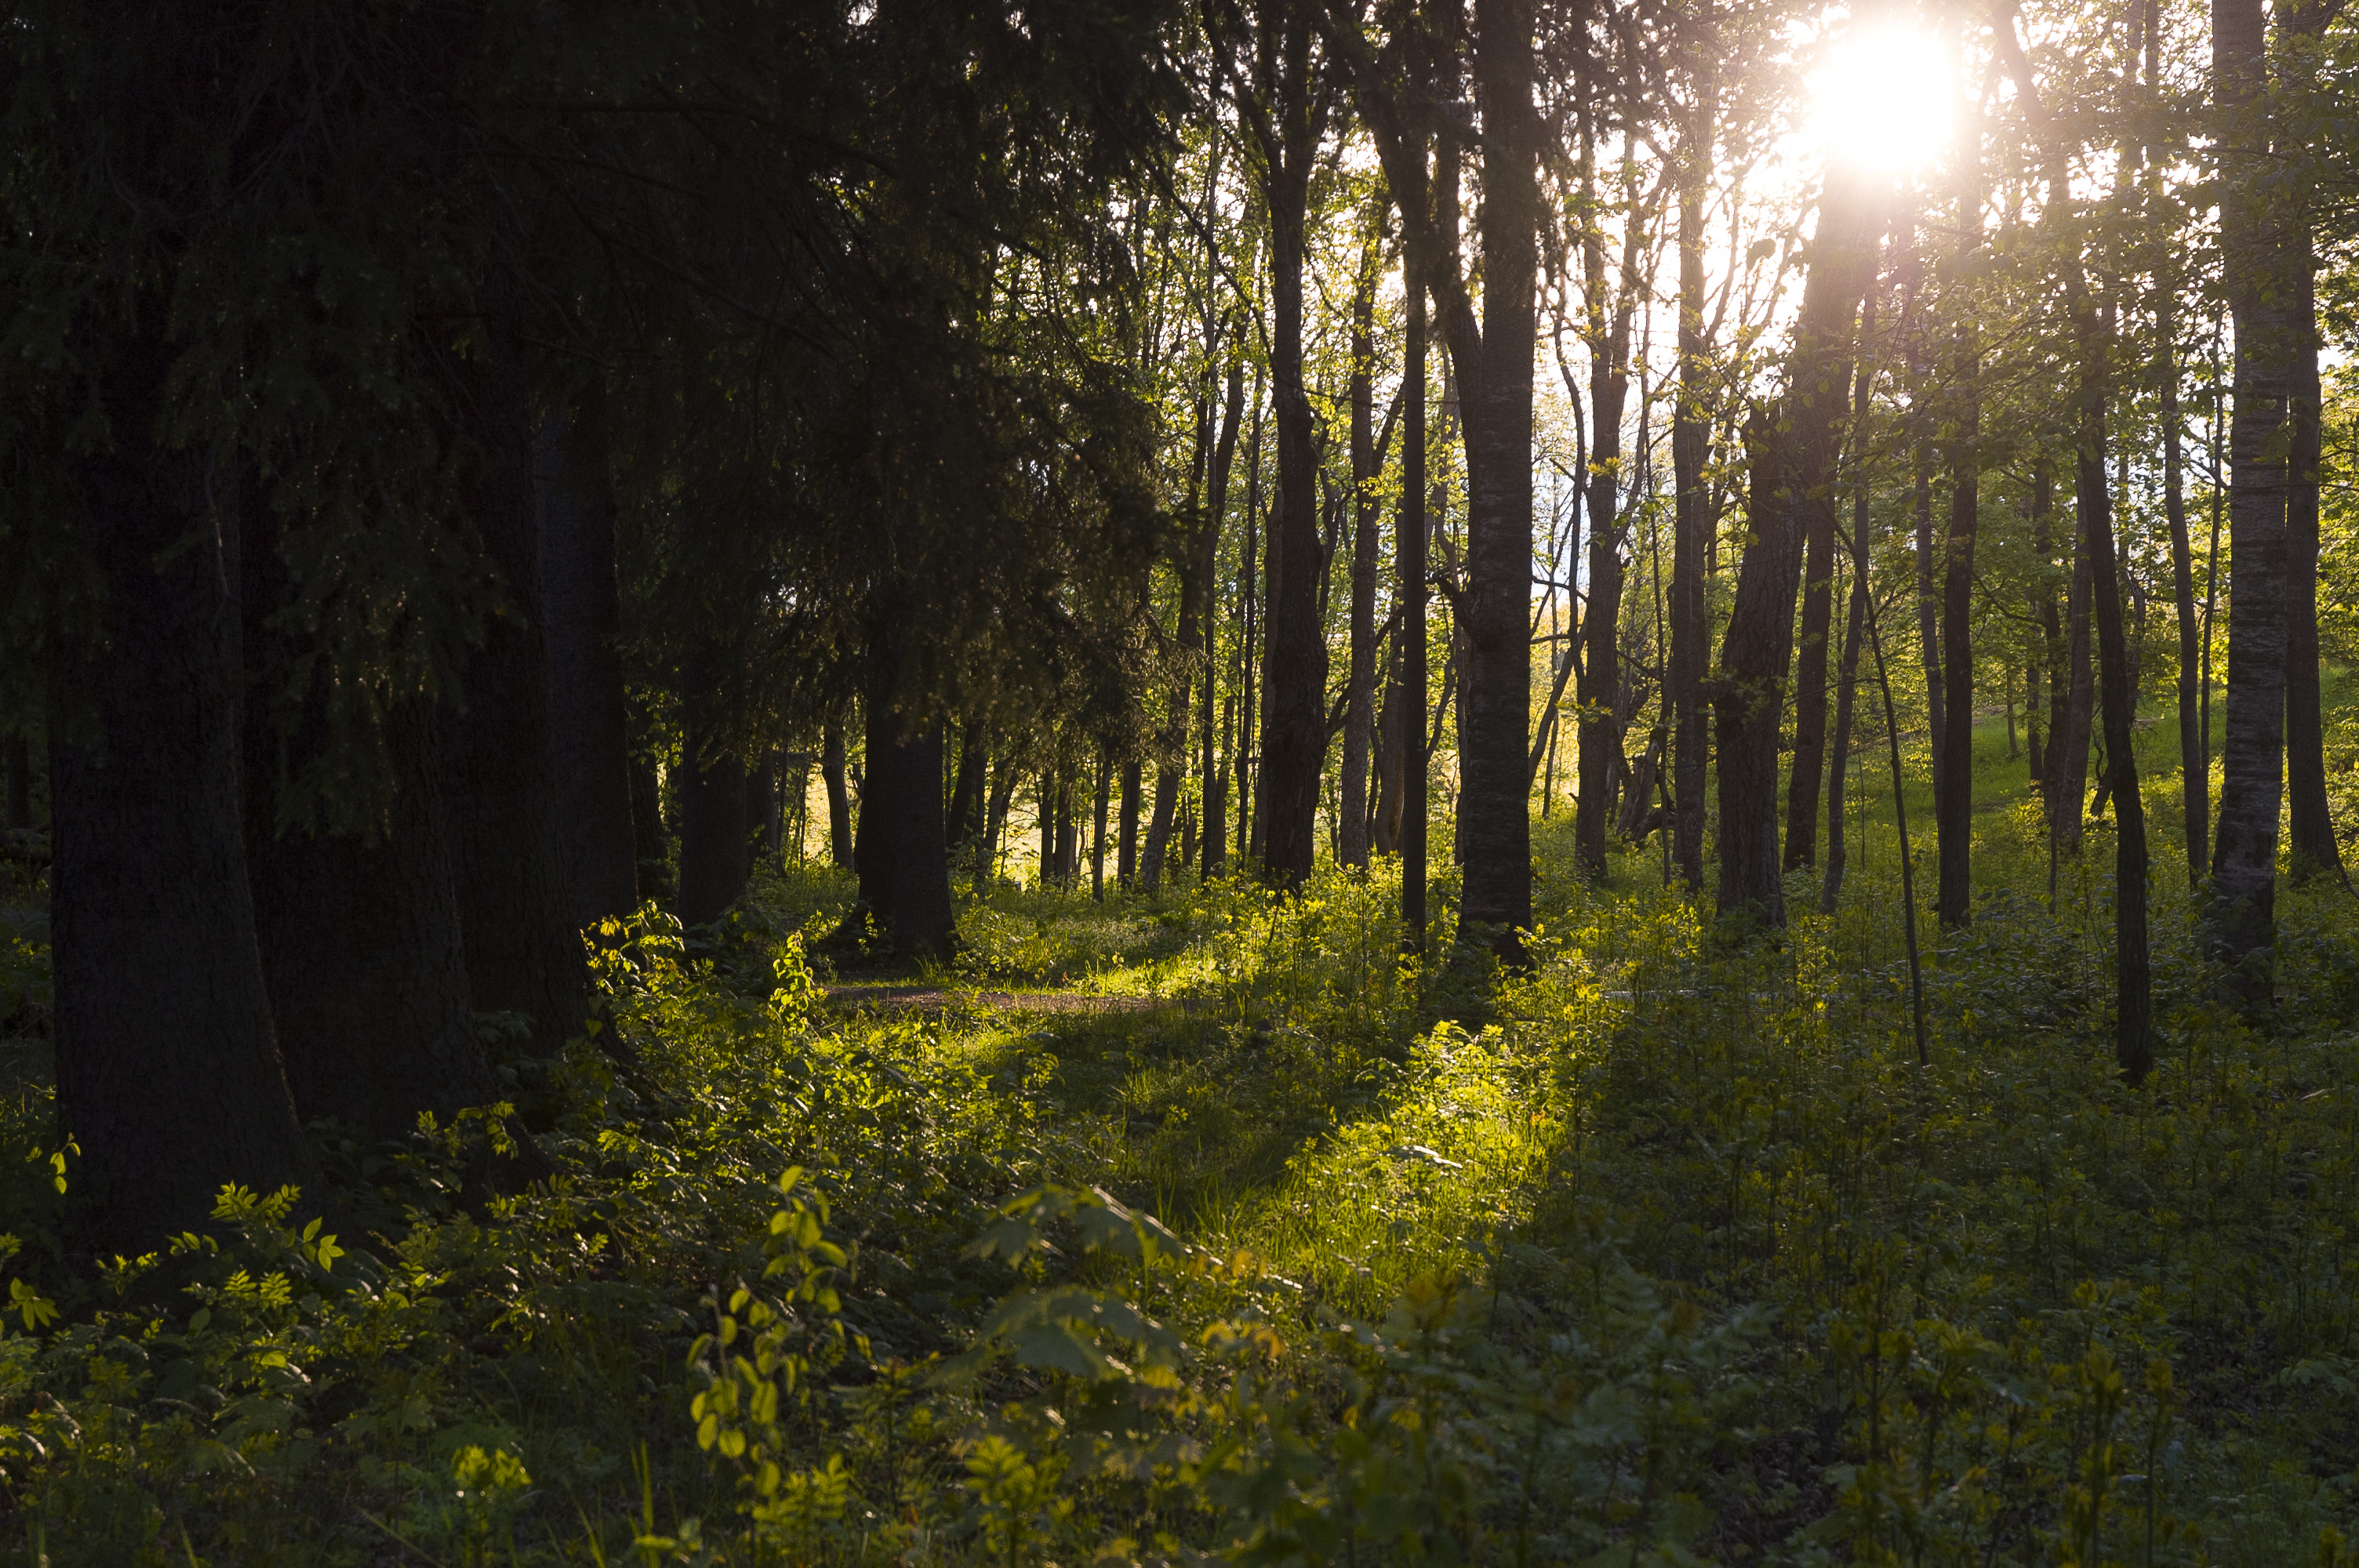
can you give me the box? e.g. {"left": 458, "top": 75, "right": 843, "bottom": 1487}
{"left": 2059, "top": 536, "right": 2096, "bottom": 858}
{"left": 1576, "top": 137, "right": 1631, "bottom": 883}
{"left": 2079, "top": 328, "right": 2152, "bottom": 1080}
{"left": 536, "top": 398, "right": 638, "bottom": 932}
{"left": 1671, "top": 147, "right": 1710, "bottom": 892}
{"left": 821, "top": 711, "right": 855, "bottom": 870}
{"left": 1710, "top": 170, "right": 1878, "bottom": 926}
{"left": 982, "top": 757, "right": 1017, "bottom": 880}
{"left": 1340, "top": 270, "right": 1382, "bottom": 870}
{"left": 675, "top": 651, "right": 749, "bottom": 929}
{"left": 1819, "top": 551, "right": 1869, "bottom": 915}
{"left": 2208, "top": 0, "right": 2293, "bottom": 994}
{"left": 1819, "top": 279, "right": 1880, "bottom": 916}
{"left": 2285, "top": 263, "right": 2339, "bottom": 884}
{"left": 1711, "top": 417, "right": 1801, "bottom": 925}
{"left": 2158, "top": 263, "right": 2205, "bottom": 886}
{"left": 1448, "top": 0, "right": 1539, "bottom": 953}
{"left": 242, "top": 488, "right": 507, "bottom": 1143}
{"left": 51, "top": 401, "right": 315, "bottom": 1247}
{"left": 1398, "top": 275, "right": 1430, "bottom": 949}
{"left": 1783, "top": 429, "right": 1837, "bottom": 873}
{"left": 1256, "top": 21, "right": 1330, "bottom": 891}
{"left": 851, "top": 706, "right": 957, "bottom": 958}
{"left": 1936, "top": 328, "right": 1981, "bottom": 928}
{"left": 1201, "top": 355, "right": 1241, "bottom": 884}
{"left": 443, "top": 274, "right": 583, "bottom": 1052}
{"left": 1118, "top": 760, "right": 1141, "bottom": 885}
{"left": 947, "top": 728, "right": 985, "bottom": 853}
{"left": 1091, "top": 753, "right": 1111, "bottom": 900}
{"left": 1914, "top": 449, "right": 1945, "bottom": 806}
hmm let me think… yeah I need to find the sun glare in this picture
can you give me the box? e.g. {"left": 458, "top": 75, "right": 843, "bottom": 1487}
{"left": 1809, "top": 25, "right": 1956, "bottom": 173}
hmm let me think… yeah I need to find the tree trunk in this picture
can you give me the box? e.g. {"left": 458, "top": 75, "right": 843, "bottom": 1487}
{"left": 1820, "top": 551, "right": 1869, "bottom": 915}
{"left": 2158, "top": 262, "right": 2205, "bottom": 886}
{"left": 243, "top": 492, "right": 507, "bottom": 1144}
{"left": 1711, "top": 169, "right": 1878, "bottom": 926}
{"left": 1118, "top": 759, "right": 1141, "bottom": 885}
{"left": 2284, "top": 261, "right": 2339, "bottom": 884}
{"left": 443, "top": 274, "right": 584, "bottom": 1052}
{"left": 51, "top": 411, "right": 315, "bottom": 1247}
{"left": 1450, "top": 0, "right": 1539, "bottom": 954}
{"left": 1398, "top": 274, "right": 1430, "bottom": 949}
{"left": 675, "top": 648, "right": 749, "bottom": 928}
{"left": 1670, "top": 143, "right": 1710, "bottom": 892}
{"left": 1340, "top": 268, "right": 1382, "bottom": 871}
{"left": 2079, "top": 326, "right": 2153, "bottom": 1080}
{"left": 1914, "top": 449, "right": 1945, "bottom": 807}
{"left": 1091, "top": 753, "right": 1111, "bottom": 899}
{"left": 536, "top": 397, "right": 638, "bottom": 933}
{"left": 1576, "top": 123, "right": 1631, "bottom": 882}
{"left": 1936, "top": 326, "right": 1981, "bottom": 927}
{"left": 947, "top": 728, "right": 985, "bottom": 854}
{"left": 747, "top": 753, "right": 779, "bottom": 870}
{"left": 1256, "top": 25, "right": 1329, "bottom": 891}
{"left": 2058, "top": 536, "right": 2096, "bottom": 858}
{"left": 1201, "top": 358, "right": 1243, "bottom": 882}
{"left": 851, "top": 706, "right": 956, "bottom": 958}
{"left": 821, "top": 712, "right": 855, "bottom": 871}
{"left": 1783, "top": 436, "right": 1837, "bottom": 873}
{"left": 2207, "top": 0, "right": 2293, "bottom": 994}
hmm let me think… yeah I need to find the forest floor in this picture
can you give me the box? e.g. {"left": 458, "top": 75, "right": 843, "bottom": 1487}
{"left": 5, "top": 691, "right": 2359, "bottom": 1563}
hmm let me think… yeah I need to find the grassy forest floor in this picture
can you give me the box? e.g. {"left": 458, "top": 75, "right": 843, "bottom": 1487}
{"left": 5, "top": 694, "right": 2359, "bottom": 1564}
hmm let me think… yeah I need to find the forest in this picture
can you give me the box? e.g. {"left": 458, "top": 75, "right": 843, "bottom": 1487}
{"left": 4, "top": 0, "right": 2359, "bottom": 1560}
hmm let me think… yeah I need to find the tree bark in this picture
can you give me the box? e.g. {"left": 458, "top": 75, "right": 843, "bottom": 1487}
{"left": 1819, "top": 277, "right": 1881, "bottom": 916}
{"left": 851, "top": 704, "right": 957, "bottom": 958}
{"left": 52, "top": 406, "right": 315, "bottom": 1247}
{"left": 821, "top": 711, "right": 855, "bottom": 870}
{"left": 536, "top": 397, "right": 638, "bottom": 932}
{"left": 2206, "top": 0, "right": 2294, "bottom": 995}
{"left": 443, "top": 274, "right": 584, "bottom": 1052}
{"left": 243, "top": 492, "right": 507, "bottom": 1144}
{"left": 1398, "top": 271, "right": 1430, "bottom": 949}
{"left": 1710, "top": 169, "right": 1877, "bottom": 926}
{"left": 1201, "top": 356, "right": 1244, "bottom": 881}
{"left": 1339, "top": 264, "right": 1381, "bottom": 871}
{"left": 1913, "top": 450, "right": 1945, "bottom": 806}
{"left": 1936, "top": 324, "right": 1981, "bottom": 928}
{"left": 1118, "top": 759, "right": 1141, "bottom": 885}
{"left": 4, "top": 735, "right": 29, "bottom": 831}
{"left": 1448, "top": 0, "right": 1539, "bottom": 954}
{"left": 675, "top": 647, "right": 749, "bottom": 929}
{"left": 1576, "top": 124, "right": 1634, "bottom": 881}
{"left": 629, "top": 754, "right": 667, "bottom": 903}
{"left": 1253, "top": 18, "right": 1330, "bottom": 891}
{"left": 2058, "top": 535, "right": 2096, "bottom": 858}
{"left": 1670, "top": 132, "right": 1710, "bottom": 892}
{"left": 2284, "top": 260, "right": 2339, "bottom": 884}
{"left": 2158, "top": 258, "right": 2206, "bottom": 886}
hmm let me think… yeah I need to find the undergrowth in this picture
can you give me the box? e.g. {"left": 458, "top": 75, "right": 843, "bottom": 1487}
{"left": 1, "top": 793, "right": 2357, "bottom": 1562}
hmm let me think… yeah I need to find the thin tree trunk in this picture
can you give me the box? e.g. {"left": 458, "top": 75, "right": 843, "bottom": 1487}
{"left": 822, "top": 711, "right": 854, "bottom": 870}
{"left": 52, "top": 409, "right": 316, "bottom": 1247}
{"left": 2059, "top": 536, "right": 2096, "bottom": 858}
{"left": 2284, "top": 260, "right": 2340, "bottom": 884}
{"left": 3, "top": 734, "right": 27, "bottom": 830}
{"left": 1399, "top": 274, "right": 1430, "bottom": 949}
{"left": 1936, "top": 319, "right": 1982, "bottom": 927}
{"left": 1576, "top": 119, "right": 1633, "bottom": 883}
{"left": 536, "top": 396, "right": 639, "bottom": 931}
{"left": 1340, "top": 261, "right": 1382, "bottom": 871}
{"left": 2159, "top": 256, "right": 2206, "bottom": 885}
{"left": 1820, "top": 554, "right": 1869, "bottom": 915}
{"left": 1670, "top": 113, "right": 1711, "bottom": 892}
{"left": 1914, "top": 448, "right": 1945, "bottom": 804}
{"left": 629, "top": 753, "right": 667, "bottom": 902}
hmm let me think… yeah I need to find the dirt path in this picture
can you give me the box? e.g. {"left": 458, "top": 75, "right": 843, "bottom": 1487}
{"left": 823, "top": 984, "right": 1169, "bottom": 1018}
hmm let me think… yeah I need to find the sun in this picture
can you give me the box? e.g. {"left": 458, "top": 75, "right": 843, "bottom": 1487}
{"left": 1808, "top": 24, "right": 1956, "bottom": 173}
